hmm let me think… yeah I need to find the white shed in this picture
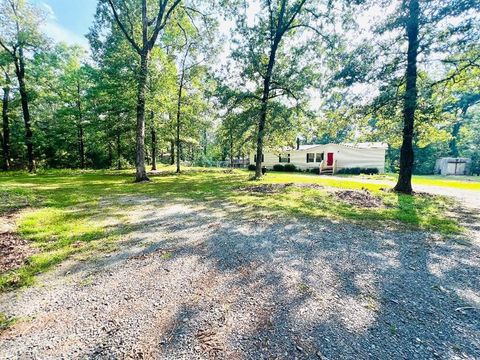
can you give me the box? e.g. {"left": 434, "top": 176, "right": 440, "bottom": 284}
{"left": 434, "top": 157, "right": 471, "bottom": 176}
{"left": 250, "top": 142, "right": 388, "bottom": 174}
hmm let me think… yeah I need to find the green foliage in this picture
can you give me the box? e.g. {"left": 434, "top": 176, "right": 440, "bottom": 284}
{"left": 273, "top": 164, "right": 285, "bottom": 171}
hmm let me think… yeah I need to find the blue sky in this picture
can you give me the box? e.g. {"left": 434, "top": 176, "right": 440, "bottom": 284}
{"left": 36, "top": 0, "right": 98, "bottom": 48}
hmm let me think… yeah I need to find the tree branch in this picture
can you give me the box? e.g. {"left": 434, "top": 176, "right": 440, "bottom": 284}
{"left": 106, "top": 0, "right": 141, "bottom": 53}
{"left": 281, "top": 0, "right": 308, "bottom": 35}
{"left": 149, "top": 0, "right": 182, "bottom": 50}
{"left": 287, "top": 23, "right": 335, "bottom": 46}
{"left": 431, "top": 56, "right": 480, "bottom": 87}
{"left": 0, "top": 38, "right": 15, "bottom": 58}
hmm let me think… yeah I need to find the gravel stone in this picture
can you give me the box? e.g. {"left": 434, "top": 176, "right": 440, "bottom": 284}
{"left": 0, "top": 197, "right": 479, "bottom": 359}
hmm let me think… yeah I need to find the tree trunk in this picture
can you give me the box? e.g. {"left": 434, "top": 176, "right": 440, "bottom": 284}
{"left": 151, "top": 112, "right": 157, "bottom": 171}
{"left": 176, "top": 110, "right": 181, "bottom": 173}
{"left": 229, "top": 129, "right": 234, "bottom": 168}
{"left": 135, "top": 52, "right": 150, "bottom": 181}
{"left": 117, "top": 133, "right": 122, "bottom": 170}
{"left": 170, "top": 140, "right": 175, "bottom": 165}
{"left": 1, "top": 81, "right": 10, "bottom": 171}
{"left": 449, "top": 106, "right": 467, "bottom": 158}
{"left": 203, "top": 128, "right": 207, "bottom": 156}
{"left": 77, "top": 82, "right": 85, "bottom": 169}
{"left": 394, "top": 0, "right": 419, "bottom": 194}
{"left": 449, "top": 121, "right": 462, "bottom": 158}
{"left": 78, "top": 125, "right": 85, "bottom": 169}
{"left": 14, "top": 50, "right": 35, "bottom": 173}
{"left": 255, "top": 39, "right": 281, "bottom": 179}
{"left": 175, "top": 66, "right": 185, "bottom": 174}
{"left": 108, "top": 142, "right": 113, "bottom": 167}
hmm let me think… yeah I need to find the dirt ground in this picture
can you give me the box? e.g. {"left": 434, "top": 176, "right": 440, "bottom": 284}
{"left": 330, "top": 175, "right": 480, "bottom": 210}
{"left": 0, "top": 213, "right": 36, "bottom": 275}
{"left": 1, "top": 197, "right": 479, "bottom": 359}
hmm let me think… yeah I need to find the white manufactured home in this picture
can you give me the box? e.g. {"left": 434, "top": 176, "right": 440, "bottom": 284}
{"left": 250, "top": 142, "right": 388, "bottom": 174}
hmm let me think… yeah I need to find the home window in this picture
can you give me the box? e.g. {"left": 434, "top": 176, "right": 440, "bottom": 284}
{"left": 254, "top": 154, "right": 264, "bottom": 162}
{"left": 306, "top": 153, "right": 315, "bottom": 163}
{"left": 279, "top": 154, "right": 290, "bottom": 163}
{"left": 316, "top": 153, "right": 324, "bottom": 163}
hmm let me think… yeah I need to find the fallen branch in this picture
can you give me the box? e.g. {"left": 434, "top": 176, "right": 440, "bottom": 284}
{"left": 455, "top": 306, "right": 479, "bottom": 312}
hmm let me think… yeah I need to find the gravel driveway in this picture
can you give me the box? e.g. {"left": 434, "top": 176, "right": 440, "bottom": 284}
{"left": 1, "top": 198, "right": 479, "bottom": 359}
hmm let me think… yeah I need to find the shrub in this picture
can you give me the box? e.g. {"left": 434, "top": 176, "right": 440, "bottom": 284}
{"left": 337, "top": 167, "right": 361, "bottom": 175}
{"left": 309, "top": 168, "right": 320, "bottom": 174}
{"left": 273, "top": 164, "right": 285, "bottom": 171}
{"left": 362, "top": 168, "right": 379, "bottom": 175}
{"left": 248, "top": 164, "right": 256, "bottom": 171}
{"left": 284, "top": 164, "right": 297, "bottom": 172}
{"left": 337, "top": 167, "right": 379, "bottom": 175}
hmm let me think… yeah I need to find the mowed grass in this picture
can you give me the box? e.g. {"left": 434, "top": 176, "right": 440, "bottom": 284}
{"left": 0, "top": 167, "right": 462, "bottom": 291}
{"left": 337, "top": 173, "right": 480, "bottom": 191}
{"left": 411, "top": 175, "right": 480, "bottom": 190}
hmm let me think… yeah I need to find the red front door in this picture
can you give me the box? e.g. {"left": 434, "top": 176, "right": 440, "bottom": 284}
{"left": 327, "top": 152, "right": 334, "bottom": 166}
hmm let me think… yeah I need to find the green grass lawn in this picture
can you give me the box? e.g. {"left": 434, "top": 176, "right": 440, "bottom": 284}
{"left": 410, "top": 174, "right": 480, "bottom": 190}
{"left": 0, "top": 167, "right": 462, "bottom": 291}
{"left": 336, "top": 172, "right": 480, "bottom": 190}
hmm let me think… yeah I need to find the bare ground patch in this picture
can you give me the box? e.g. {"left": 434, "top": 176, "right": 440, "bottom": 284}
{"left": 0, "top": 214, "right": 36, "bottom": 274}
{"left": 334, "top": 189, "right": 384, "bottom": 208}
{"left": 241, "top": 183, "right": 324, "bottom": 194}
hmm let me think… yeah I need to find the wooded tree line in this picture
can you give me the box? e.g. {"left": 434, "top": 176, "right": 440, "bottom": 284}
{"left": 0, "top": 0, "right": 479, "bottom": 193}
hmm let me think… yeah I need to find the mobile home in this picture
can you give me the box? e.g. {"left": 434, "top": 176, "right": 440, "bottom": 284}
{"left": 250, "top": 142, "right": 388, "bottom": 174}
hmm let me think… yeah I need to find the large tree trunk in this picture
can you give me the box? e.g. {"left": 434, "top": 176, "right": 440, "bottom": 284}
{"left": 151, "top": 112, "right": 157, "bottom": 171}
{"left": 176, "top": 112, "right": 181, "bottom": 173}
{"left": 170, "top": 140, "right": 175, "bottom": 165}
{"left": 135, "top": 52, "right": 150, "bottom": 181}
{"left": 394, "top": 0, "right": 419, "bottom": 194}
{"left": 77, "top": 82, "right": 85, "bottom": 169}
{"left": 78, "top": 125, "right": 85, "bottom": 169}
{"left": 1, "top": 81, "right": 10, "bottom": 171}
{"left": 15, "top": 50, "right": 35, "bottom": 173}
{"left": 175, "top": 68, "right": 185, "bottom": 174}
{"left": 107, "top": 0, "right": 182, "bottom": 181}
{"left": 255, "top": 39, "right": 280, "bottom": 179}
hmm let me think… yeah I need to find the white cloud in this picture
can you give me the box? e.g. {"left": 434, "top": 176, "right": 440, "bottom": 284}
{"left": 42, "top": 21, "right": 90, "bottom": 49}
{"left": 40, "top": 2, "right": 56, "bottom": 20}
{"left": 39, "top": 1, "right": 90, "bottom": 50}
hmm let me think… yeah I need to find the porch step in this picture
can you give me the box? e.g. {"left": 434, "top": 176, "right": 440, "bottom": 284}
{"left": 320, "top": 167, "right": 334, "bottom": 175}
